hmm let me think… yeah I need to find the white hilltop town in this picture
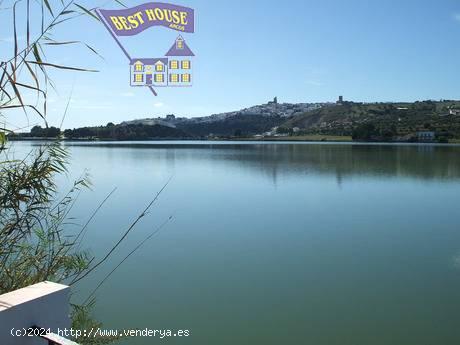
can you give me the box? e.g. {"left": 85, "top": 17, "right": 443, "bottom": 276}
{"left": 120, "top": 97, "right": 330, "bottom": 128}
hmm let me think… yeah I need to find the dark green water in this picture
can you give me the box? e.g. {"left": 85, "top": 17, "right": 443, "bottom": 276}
{"left": 17, "top": 142, "right": 460, "bottom": 344}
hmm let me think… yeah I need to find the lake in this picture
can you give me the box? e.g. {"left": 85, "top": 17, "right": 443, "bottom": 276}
{"left": 12, "top": 141, "right": 460, "bottom": 344}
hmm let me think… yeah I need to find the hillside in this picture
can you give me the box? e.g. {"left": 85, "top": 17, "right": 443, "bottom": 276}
{"left": 121, "top": 99, "right": 324, "bottom": 137}
{"left": 282, "top": 100, "right": 460, "bottom": 140}
{"left": 175, "top": 114, "right": 285, "bottom": 137}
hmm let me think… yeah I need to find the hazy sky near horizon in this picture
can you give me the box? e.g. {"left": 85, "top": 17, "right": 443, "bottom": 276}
{"left": 1, "top": 0, "right": 460, "bottom": 129}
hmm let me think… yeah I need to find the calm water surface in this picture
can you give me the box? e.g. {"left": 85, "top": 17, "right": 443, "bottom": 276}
{"left": 14, "top": 141, "right": 460, "bottom": 344}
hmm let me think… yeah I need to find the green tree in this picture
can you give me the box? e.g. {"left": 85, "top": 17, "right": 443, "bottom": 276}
{"left": 30, "top": 125, "right": 60, "bottom": 137}
{"left": 30, "top": 125, "right": 44, "bottom": 137}
{"left": 277, "top": 126, "right": 293, "bottom": 135}
{"left": 352, "top": 123, "right": 378, "bottom": 141}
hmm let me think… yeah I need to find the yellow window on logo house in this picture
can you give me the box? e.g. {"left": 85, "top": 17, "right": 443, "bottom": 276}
{"left": 134, "top": 74, "right": 143, "bottom": 82}
{"left": 177, "top": 40, "right": 184, "bottom": 49}
{"left": 181, "top": 60, "right": 190, "bottom": 69}
{"left": 155, "top": 63, "right": 164, "bottom": 72}
{"left": 155, "top": 74, "right": 164, "bottom": 83}
{"left": 170, "top": 74, "right": 179, "bottom": 83}
{"left": 181, "top": 74, "right": 191, "bottom": 83}
{"left": 170, "top": 60, "right": 179, "bottom": 69}
{"left": 135, "top": 63, "right": 143, "bottom": 72}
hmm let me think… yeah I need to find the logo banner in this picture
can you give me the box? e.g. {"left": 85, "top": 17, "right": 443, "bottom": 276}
{"left": 99, "top": 2, "right": 195, "bottom": 36}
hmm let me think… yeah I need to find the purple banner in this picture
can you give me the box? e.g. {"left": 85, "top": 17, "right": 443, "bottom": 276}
{"left": 98, "top": 2, "right": 194, "bottom": 36}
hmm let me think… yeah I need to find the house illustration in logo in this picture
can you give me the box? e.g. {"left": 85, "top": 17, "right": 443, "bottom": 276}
{"left": 130, "top": 35, "right": 194, "bottom": 88}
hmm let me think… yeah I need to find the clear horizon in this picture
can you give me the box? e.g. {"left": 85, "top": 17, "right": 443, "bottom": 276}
{"left": 1, "top": 0, "right": 460, "bottom": 130}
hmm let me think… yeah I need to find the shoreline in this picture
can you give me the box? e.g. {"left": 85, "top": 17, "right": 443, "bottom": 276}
{"left": 7, "top": 136, "right": 460, "bottom": 145}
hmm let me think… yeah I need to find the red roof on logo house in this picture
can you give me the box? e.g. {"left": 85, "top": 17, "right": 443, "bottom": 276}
{"left": 165, "top": 35, "right": 195, "bottom": 57}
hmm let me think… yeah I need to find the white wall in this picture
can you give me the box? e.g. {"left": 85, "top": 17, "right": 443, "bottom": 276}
{"left": 0, "top": 281, "right": 71, "bottom": 345}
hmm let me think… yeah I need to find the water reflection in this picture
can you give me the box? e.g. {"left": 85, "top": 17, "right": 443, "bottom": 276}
{"left": 61, "top": 142, "right": 460, "bottom": 182}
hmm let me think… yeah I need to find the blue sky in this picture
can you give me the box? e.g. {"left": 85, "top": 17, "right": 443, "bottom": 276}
{"left": 1, "top": 0, "right": 460, "bottom": 129}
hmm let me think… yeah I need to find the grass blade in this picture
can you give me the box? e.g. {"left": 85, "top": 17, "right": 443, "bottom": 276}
{"left": 74, "top": 3, "right": 99, "bottom": 21}
{"left": 26, "top": 61, "right": 98, "bottom": 72}
{"left": 43, "top": 0, "right": 54, "bottom": 17}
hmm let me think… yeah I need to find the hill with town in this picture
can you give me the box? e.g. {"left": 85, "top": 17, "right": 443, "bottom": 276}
{"left": 117, "top": 97, "right": 460, "bottom": 141}
{"left": 119, "top": 98, "right": 325, "bottom": 137}
{"left": 11, "top": 97, "right": 460, "bottom": 142}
